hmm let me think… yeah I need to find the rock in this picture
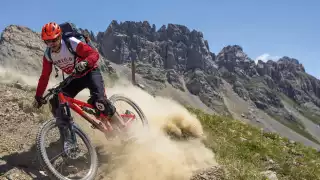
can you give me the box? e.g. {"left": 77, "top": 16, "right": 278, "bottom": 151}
{"left": 260, "top": 170, "right": 278, "bottom": 180}
{"left": 0, "top": 25, "right": 45, "bottom": 75}
{"left": 248, "top": 86, "right": 283, "bottom": 109}
{"left": 232, "top": 81, "right": 249, "bottom": 100}
{"left": 256, "top": 56, "right": 319, "bottom": 108}
{"left": 135, "top": 63, "right": 167, "bottom": 83}
{"left": 13, "top": 82, "right": 23, "bottom": 90}
{"left": 4, "top": 167, "right": 34, "bottom": 180}
{"left": 215, "top": 45, "right": 258, "bottom": 78}
{"left": 184, "top": 69, "right": 228, "bottom": 114}
{"left": 97, "top": 20, "right": 218, "bottom": 74}
{"left": 190, "top": 166, "right": 226, "bottom": 180}
{"left": 95, "top": 20, "right": 226, "bottom": 111}
{"left": 214, "top": 45, "right": 320, "bottom": 127}
{"left": 166, "top": 69, "right": 185, "bottom": 91}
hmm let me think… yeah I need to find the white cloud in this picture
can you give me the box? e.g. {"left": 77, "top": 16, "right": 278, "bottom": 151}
{"left": 255, "top": 53, "right": 281, "bottom": 64}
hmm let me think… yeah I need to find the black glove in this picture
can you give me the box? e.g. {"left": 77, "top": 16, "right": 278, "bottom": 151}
{"left": 74, "top": 60, "right": 89, "bottom": 73}
{"left": 33, "top": 96, "right": 46, "bottom": 108}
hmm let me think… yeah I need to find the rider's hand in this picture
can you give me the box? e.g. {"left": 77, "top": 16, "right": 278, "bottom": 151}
{"left": 33, "top": 96, "right": 45, "bottom": 109}
{"left": 75, "top": 60, "right": 88, "bottom": 73}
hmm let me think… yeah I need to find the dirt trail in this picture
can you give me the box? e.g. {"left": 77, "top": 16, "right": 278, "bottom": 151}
{"left": 0, "top": 67, "right": 220, "bottom": 180}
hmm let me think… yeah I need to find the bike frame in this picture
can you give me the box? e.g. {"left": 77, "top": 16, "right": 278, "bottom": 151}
{"left": 57, "top": 91, "right": 136, "bottom": 135}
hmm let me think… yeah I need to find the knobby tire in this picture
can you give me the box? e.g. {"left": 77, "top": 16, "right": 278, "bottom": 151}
{"left": 36, "top": 94, "right": 148, "bottom": 180}
{"left": 36, "top": 118, "right": 98, "bottom": 180}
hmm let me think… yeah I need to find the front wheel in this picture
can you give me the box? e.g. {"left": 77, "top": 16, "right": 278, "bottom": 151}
{"left": 36, "top": 119, "right": 98, "bottom": 180}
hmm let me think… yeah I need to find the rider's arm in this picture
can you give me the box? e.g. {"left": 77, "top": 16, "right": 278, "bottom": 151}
{"left": 69, "top": 37, "right": 99, "bottom": 68}
{"left": 35, "top": 56, "right": 52, "bottom": 97}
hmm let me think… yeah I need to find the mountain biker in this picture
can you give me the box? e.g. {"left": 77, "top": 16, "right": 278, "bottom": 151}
{"left": 33, "top": 22, "right": 123, "bottom": 126}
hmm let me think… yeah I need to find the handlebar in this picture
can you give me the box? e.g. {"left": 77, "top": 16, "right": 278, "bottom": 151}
{"left": 42, "top": 71, "right": 79, "bottom": 101}
{"left": 40, "top": 65, "right": 96, "bottom": 105}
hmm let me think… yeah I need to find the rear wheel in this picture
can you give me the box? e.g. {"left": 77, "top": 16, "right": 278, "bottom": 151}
{"left": 108, "top": 94, "right": 149, "bottom": 139}
{"left": 36, "top": 119, "right": 98, "bottom": 180}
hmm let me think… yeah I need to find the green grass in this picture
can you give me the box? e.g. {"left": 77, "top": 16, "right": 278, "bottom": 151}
{"left": 187, "top": 107, "right": 320, "bottom": 180}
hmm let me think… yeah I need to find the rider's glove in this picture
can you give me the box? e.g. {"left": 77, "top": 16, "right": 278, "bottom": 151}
{"left": 75, "top": 60, "right": 88, "bottom": 73}
{"left": 33, "top": 95, "right": 45, "bottom": 108}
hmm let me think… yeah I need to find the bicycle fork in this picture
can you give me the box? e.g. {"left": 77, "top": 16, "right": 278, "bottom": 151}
{"left": 57, "top": 102, "right": 77, "bottom": 145}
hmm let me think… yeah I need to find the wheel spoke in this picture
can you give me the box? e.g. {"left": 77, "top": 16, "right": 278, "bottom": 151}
{"left": 49, "top": 150, "right": 65, "bottom": 163}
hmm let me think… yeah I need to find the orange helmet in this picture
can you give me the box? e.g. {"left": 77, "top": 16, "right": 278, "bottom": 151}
{"left": 41, "top": 22, "right": 62, "bottom": 40}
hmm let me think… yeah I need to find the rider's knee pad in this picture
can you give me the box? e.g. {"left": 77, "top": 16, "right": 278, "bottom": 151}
{"left": 94, "top": 98, "right": 116, "bottom": 117}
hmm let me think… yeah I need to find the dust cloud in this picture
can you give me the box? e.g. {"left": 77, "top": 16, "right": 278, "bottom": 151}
{"left": 80, "top": 78, "right": 219, "bottom": 180}
{"left": 0, "top": 67, "right": 218, "bottom": 180}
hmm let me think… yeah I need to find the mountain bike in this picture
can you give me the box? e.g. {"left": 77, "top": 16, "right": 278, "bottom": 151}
{"left": 35, "top": 71, "right": 149, "bottom": 180}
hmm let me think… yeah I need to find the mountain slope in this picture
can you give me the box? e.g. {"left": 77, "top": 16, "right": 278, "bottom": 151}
{"left": 1, "top": 21, "right": 320, "bottom": 150}
{"left": 1, "top": 80, "right": 319, "bottom": 180}
{"left": 93, "top": 20, "right": 320, "bottom": 148}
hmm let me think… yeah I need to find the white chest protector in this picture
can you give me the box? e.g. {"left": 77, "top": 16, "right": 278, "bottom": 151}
{"left": 44, "top": 37, "right": 81, "bottom": 74}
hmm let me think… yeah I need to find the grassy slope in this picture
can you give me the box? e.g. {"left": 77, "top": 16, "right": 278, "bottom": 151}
{"left": 187, "top": 107, "right": 320, "bottom": 180}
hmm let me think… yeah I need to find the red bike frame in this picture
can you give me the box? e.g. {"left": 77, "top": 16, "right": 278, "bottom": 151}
{"left": 57, "top": 92, "right": 136, "bottom": 134}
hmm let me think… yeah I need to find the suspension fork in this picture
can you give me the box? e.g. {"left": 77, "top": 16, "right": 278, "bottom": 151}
{"left": 64, "top": 102, "right": 77, "bottom": 143}
{"left": 57, "top": 94, "right": 77, "bottom": 144}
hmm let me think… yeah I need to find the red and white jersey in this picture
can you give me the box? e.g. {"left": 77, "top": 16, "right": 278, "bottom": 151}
{"left": 35, "top": 37, "right": 99, "bottom": 97}
{"left": 45, "top": 37, "right": 82, "bottom": 74}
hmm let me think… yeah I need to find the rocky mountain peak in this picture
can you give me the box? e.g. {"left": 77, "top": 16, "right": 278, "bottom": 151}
{"left": 1, "top": 25, "right": 42, "bottom": 46}
{"left": 220, "top": 45, "right": 243, "bottom": 53}
{"left": 96, "top": 20, "right": 215, "bottom": 71}
{"left": 216, "top": 45, "right": 252, "bottom": 63}
{"left": 278, "top": 56, "right": 300, "bottom": 64}
{"left": 0, "top": 25, "right": 45, "bottom": 75}
{"left": 256, "top": 56, "right": 305, "bottom": 79}
{"left": 95, "top": 20, "right": 226, "bottom": 113}
{"left": 102, "top": 20, "right": 207, "bottom": 46}
{"left": 216, "top": 45, "right": 257, "bottom": 78}
{"left": 277, "top": 56, "right": 305, "bottom": 72}
{"left": 104, "top": 20, "right": 156, "bottom": 39}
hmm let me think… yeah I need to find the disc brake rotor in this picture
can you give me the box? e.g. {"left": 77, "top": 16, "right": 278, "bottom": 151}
{"left": 64, "top": 140, "right": 81, "bottom": 159}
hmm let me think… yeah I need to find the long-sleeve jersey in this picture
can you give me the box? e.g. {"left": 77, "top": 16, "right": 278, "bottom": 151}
{"left": 35, "top": 37, "right": 99, "bottom": 97}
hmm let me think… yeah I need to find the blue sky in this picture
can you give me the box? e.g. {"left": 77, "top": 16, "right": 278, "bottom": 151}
{"left": 1, "top": 0, "right": 319, "bottom": 78}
